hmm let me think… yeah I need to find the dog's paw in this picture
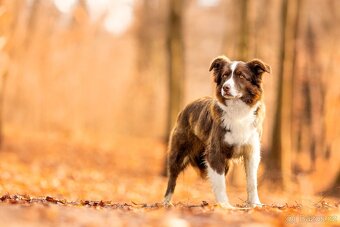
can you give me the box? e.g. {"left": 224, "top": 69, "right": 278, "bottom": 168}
{"left": 162, "top": 200, "right": 174, "bottom": 208}
{"left": 246, "top": 201, "right": 263, "bottom": 208}
{"left": 216, "top": 202, "right": 235, "bottom": 209}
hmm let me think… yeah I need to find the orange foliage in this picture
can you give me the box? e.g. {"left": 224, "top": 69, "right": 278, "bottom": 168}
{"left": 0, "top": 134, "right": 339, "bottom": 225}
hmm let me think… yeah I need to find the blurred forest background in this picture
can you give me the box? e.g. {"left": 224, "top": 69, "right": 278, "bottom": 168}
{"left": 0, "top": 0, "right": 339, "bottom": 204}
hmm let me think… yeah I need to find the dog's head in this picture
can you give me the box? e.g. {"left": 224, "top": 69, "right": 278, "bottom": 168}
{"left": 209, "top": 56, "right": 271, "bottom": 106}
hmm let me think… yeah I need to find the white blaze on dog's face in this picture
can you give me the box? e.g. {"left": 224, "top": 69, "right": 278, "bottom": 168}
{"left": 209, "top": 55, "right": 271, "bottom": 106}
{"left": 221, "top": 61, "right": 242, "bottom": 98}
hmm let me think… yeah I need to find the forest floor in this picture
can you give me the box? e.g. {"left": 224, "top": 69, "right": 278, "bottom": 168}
{"left": 0, "top": 132, "right": 339, "bottom": 226}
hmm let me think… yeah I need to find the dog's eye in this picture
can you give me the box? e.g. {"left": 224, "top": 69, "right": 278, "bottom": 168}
{"left": 239, "top": 74, "right": 245, "bottom": 79}
{"left": 223, "top": 74, "right": 228, "bottom": 78}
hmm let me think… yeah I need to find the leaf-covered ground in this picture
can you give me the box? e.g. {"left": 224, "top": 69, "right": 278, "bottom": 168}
{"left": 0, "top": 133, "right": 339, "bottom": 226}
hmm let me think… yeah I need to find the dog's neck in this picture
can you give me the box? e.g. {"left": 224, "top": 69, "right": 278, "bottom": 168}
{"left": 216, "top": 99, "right": 259, "bottom": 120}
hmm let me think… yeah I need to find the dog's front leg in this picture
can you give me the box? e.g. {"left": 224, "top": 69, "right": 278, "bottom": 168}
{"left": 244, "top": 136, "right": 262, "bottom": 207}
{"left": 206, "top": 161, "right": 233, "bottom": 209}
{"left": 206, "top": 126, "right": 234, "bottom": 209}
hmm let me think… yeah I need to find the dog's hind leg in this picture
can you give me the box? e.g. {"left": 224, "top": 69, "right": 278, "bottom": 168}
{"left": 163, "top": 132, "right": 190, "bottom": 205}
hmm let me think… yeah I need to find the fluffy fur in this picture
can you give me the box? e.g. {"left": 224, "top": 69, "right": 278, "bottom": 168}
{"left": 163, "top": 55, "right": 271, "bottom": 208}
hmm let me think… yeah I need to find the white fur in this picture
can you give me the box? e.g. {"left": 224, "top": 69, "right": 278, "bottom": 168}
{"left": 218, "top": 99, "right": 259, "bottom": 146}
{"left": 206, "top": 162, "right": 231, "bottom": 206}
{"left": 221, "top": 61, "right": 242, "bottom": 98}
{"left": 217, "top": 99, "right": 262, "bottom": 207}
{"left": 244, "top": 135, "right": 261, "bottom": 206}
{"left": 164, "top": 192, "right": 173, "bottom": 204}
{"left": 230, "top": 61, "right": 239, "bottom": 71}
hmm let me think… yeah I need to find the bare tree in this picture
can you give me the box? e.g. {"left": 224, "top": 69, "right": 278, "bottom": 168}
{"left": 0, "top": 0, "right": 23, "bottom": 148}
{"left": 222, "top": 0, "right": 249, "bottom": 60}
{"left": 293, "top": 0, "right": 339, "bottom": 192}
{"left": 24, "top": 0, "right": 41, "bottom": 49}
{"left": 269, "top": 0, "right": 301, "bottom": 189}
{"left": 0, "top": 70, "right": 8, "bottom": 147}
{"left": 128, "top": 0, "right": 160, "bottom": 136}
{"left": 162, "top": 0, "right": 185, "bottom": 176}
{"left": 137, "top": 1, "right": 156, "bottom": 72}
{"left": 238, "top": 0, "right": 249, "bottom": 61}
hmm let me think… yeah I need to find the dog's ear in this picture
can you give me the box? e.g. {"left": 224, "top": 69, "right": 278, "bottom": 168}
{"left": 247, "top": 59, "right": 271, "bottom": 76}
{"left": 209, "top": 56, "right": 230, "bottom": 83}
{"left": 209, "top": 55, "right": 230, "bottom": 72}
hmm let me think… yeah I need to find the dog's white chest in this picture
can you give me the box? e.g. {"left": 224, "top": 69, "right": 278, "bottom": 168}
{"left": 218, "top": 100, "right": 258, "bottom": 145}
{"left": 223, "top": 119, "right": 256, "bottom": 145}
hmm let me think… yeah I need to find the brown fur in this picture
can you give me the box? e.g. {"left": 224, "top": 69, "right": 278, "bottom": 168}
{"left": 164, "top": 56, "right": 270, "bottom": 200}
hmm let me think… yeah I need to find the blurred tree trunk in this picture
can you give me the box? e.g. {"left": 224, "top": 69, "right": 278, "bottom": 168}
{"left": 129, "top": 0, "right": 158, "bottom": 136}
{"left": 269, "top": 0, "right": 300, "bottom": 189}
{"left": 69, "top": 0, "right": 89, "bottom": 31}
{"left": 253, "top": 0, "right": 270, "bottom": 57}
{"left": 162, "top": 0, "right": 185, "bottom": 176}
{"left": 293, "top": 1, "right": 339, "bottom": 192}
{"left": 0, "top": 71, "right": 8, "bottom": 147}
{"left": 69, "top": 0, "right": 90, "bottom": 134}
{"left": 238, "top": 0, "right": 249, "bottom": 61}
{"left": 0, "top": 0, "right": 5, "bottom": 148}
{"left": 0, "top": 0, "right": 21, "bottom": 148}
{"left": 137, "top": 1, "right": 155, "bottom": 72}
{"left": 305, "top": 21, "right": 325, "bottom": 169}
{"left": 222, "top": 0, "right": 249, "bottom": 60}
{"left": 24, "top": 0, "right": 41, "bottom": 49}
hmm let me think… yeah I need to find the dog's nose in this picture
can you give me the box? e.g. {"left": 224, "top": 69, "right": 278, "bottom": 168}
{"left": 223, "top": 85, "right": 230, "bottom": 92}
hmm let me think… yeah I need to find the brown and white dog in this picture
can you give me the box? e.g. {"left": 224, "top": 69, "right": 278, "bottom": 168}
{"left": 163, "top": 55, "right": 271, "bottom": 208}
